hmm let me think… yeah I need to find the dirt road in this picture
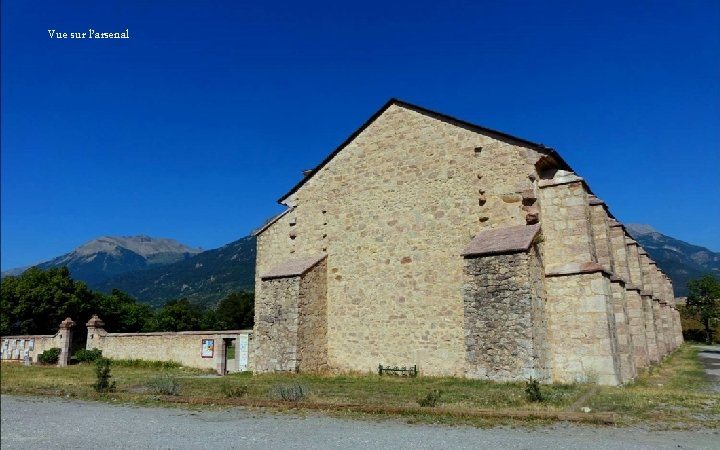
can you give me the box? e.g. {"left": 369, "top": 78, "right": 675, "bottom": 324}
{"left": 2, "top": 395, "right": 718, "bottom": 449}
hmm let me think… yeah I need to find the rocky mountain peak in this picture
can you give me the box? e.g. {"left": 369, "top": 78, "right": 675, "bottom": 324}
{"left": 625, "top": 224, "right": 657, "bottom": 237}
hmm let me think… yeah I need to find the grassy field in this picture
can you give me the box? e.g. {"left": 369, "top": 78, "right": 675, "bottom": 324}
{"left": 1, "top": 344, "right": 716, "bottom": 429}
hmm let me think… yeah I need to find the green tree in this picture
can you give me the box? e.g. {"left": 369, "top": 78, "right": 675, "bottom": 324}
{"left": 0, "top": 267, "right": 98, "bottom": 335}
{"left": 97, "top": 289, "right": 152, "bottom": 332}
{"left": 150, "top": 298, "right": 205, "bottom": 332}
{"left": 215, "top": 292, "right": 254, "bottom": 330}
{"left": 685, "top": 275, "right": 720, "bottom": 344}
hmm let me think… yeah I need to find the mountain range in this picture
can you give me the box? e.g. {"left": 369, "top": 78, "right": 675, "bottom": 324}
{"left": 91, "top": 236, "right": 256, "bottom": 307}
{"left": 625, "top": 224, "right": 719, "bottom": 296}
{"left": 33, "top": 235, "right": 202, "bottom": 286}
{"left": 2, "top": 225, "right": 718, "bottom": 304}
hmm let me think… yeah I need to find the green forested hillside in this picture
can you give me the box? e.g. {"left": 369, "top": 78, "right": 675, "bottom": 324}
{"left": 92, "top": 236, "right": 256, "bottom": 307}
{"left": 626, "top": 224, "right": 720, "bottom": 297}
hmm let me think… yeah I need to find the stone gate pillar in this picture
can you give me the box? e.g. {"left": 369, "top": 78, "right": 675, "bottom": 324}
{"left": 85, "top": 314, "right": 106, "bottom": 350}
{"left": 57, "top": 317, "right": 75, "bottom": 367}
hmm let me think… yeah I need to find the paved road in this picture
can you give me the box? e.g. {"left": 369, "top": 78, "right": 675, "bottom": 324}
{"left": 2, "top": 395, "right": 718, "bottom": 449}
{"left": 697, "top": 345, "right": 720, "bottom": 390}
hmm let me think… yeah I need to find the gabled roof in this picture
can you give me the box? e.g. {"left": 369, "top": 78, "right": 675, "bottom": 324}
{"left": 277, "top": 98, "right": 572, "bottom": 204}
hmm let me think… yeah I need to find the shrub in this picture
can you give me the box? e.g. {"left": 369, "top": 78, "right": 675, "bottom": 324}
{"left": 525, "top": 377, "right": 544, "bottom": 403}
{"left": 93, "top": 358, "right": 116, "bottom": 393}
{"left": 111, "top": 359, "right": 181, "bottom": 369}
{"left": 74, "top": 348, "right": 103, "bottom": 363}
{"left": 37, "top": 348, "right": 61, "bottom": 365}
{"left": 417, "top": 389, "right": 442, "bottom": 407}
{"left": 146, "top": 373, "right": 182, "bottom": 396}
{"left": 271, "top": 382, "right": 307, "bottom": 402}
{"left": 221, "top": 383, "right": 249, "bottom": 398}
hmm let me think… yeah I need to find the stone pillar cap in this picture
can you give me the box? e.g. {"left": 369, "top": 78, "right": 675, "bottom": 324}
{"left": 86, "top": 315, "right": 105, "bottom": 327}
{"left": 59, "top": 317, "right": 75, "bottom": 329}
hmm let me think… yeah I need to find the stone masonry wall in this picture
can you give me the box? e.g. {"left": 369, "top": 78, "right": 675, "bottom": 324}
{"left": 1, "top": 334, "right": 59, "bottom": 363}
{"left": 297, "top": 259, "right": 328, "bottom": 372}
{"left": 255, "top": 102, "right": 680, "bottom": 383}
{"left": 544, "top": 273, "right": 620, "bottom": 384}
{"left": 253, "top": 276, "right": 301, "bottom": 372}
{"left": 463, "top": 250, "right": 549, "bottom": 382}
{"left": 256, "top": 104, "right": 547, "bottom": 376}
{"left": 87, "top": 328, "right": 251, "bottom": 373}
{"left": 538, "top": 175, "right": 620, "bottom": 385}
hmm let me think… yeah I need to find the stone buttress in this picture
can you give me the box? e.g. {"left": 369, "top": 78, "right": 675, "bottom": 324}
{"left": 588, "top": 197, "right": 635, "bottom": 383}
{"left": 253, "top": 255, "right": 328, "bottom": 373}
{"left": 462, "top": 224, "right": 550, "bottom": 382}
{"left": 538, "top": 171, "right": 621, "bottom": 385}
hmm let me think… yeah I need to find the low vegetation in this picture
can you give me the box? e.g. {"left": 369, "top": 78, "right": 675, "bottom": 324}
{"left": 271, "top": 382, "right": 308, "bottom": 402}
{"left": 524, "top": 377, "right": 544, "bottom": 403}
{"left": 417, "top": 389, "right": 442, "bottom": 407}
{"left": 1, "top": 344, "right": 715, "bottom": 429}
{"left": 93, "top": 358, "right": 116, "bottom": 393}
{"left": 37, "top": 348, "right": 61, "bottom": 365}
{"left": 146, "top": 373, "right": 182, "bottom": 396}
{"left": 74, "top": 348, "right": 103, "bottom": 363}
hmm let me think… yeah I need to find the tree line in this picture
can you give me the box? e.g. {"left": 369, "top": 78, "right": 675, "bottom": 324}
{"left": 0, "top": 267, "right": 254, "bottom": 336}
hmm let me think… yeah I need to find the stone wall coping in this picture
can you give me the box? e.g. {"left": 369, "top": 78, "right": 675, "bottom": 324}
{"left": 537, "top": 177, "right": 584, "bottom": 189}
{"left": 261, "top": 254, "right": 327, "bottom": 280}
{"left": 1, "top": 334, "right": 55, "bottom": 339}
{"left": 461, "top": 223, "right": 540, "bottom": 257}
{"left": 545, "top": 261, "right": 608, "bottom": 277}
{"left": 99, "top": 329, "right": 252, "bottom": 338}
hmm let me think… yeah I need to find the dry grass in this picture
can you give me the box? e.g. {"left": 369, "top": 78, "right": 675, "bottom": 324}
{"left": 586, "top": 345, "right": 719, "bottom": 429}
{"left": 1, "top": 345, "right": 714, "bottom": 428}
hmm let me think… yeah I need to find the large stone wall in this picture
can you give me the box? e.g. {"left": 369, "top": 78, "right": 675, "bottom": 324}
{"left": 254, "top": 100, "right": 682, "bottom": 384}
{"left": 463, "top": 250, "right": 549, "bottom": 381}
{"left": 256, "top": 104, "right": 547, "bottom": 376}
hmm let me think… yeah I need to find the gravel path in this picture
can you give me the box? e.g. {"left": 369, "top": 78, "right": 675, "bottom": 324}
{"left": 2, "top": 395, "right": 718, "bottom": 449}
{"left": 697, "top": 344, "right": 720, "bottom": 390}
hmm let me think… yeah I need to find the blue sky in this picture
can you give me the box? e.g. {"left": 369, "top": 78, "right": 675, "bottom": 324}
{"left": 2, "top": 0, "right": 719, "bottom": 270}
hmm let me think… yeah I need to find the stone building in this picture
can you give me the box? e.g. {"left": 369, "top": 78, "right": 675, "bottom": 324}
{"left": 252, "top": 99, "right": 683, "bottom": 385}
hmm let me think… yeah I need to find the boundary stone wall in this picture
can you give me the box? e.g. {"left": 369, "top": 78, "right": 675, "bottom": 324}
{"left": 86, "top": 316, "right": 251, "bottom": 374}
{"left": 1, "top": 318, "right": 75, "bottom": 366}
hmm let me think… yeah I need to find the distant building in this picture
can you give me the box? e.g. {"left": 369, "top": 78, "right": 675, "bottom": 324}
{"left": 252, "top": 99, "right": 682, "bottom": 385}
